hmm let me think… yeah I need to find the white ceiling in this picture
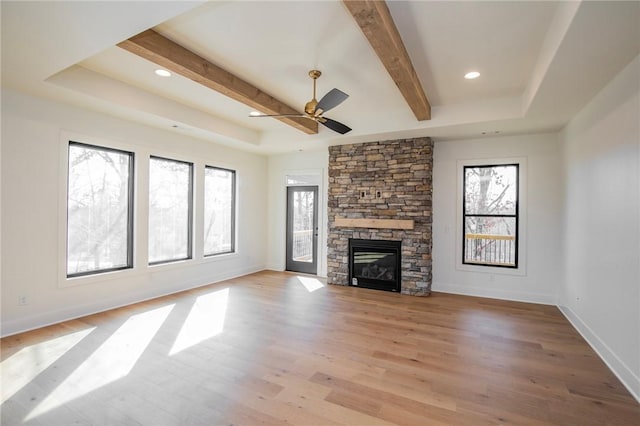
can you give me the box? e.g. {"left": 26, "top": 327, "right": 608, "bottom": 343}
{"left": 2, "top": 1, "right": 639, "bottom": 154}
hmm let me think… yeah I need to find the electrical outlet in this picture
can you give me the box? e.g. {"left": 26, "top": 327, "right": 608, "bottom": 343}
{"left": 18, "top": 295, "right": 28, "bottom": 306}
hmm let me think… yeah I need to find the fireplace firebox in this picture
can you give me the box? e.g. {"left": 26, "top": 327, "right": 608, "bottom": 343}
{"left": 349, "top": 239, "right": 401, "bottom": 292}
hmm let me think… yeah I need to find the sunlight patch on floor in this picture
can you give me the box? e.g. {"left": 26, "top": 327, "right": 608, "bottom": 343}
{"left": 1, "top": 327, "right": 95, "bottom": 404}
{"left": 25, "top": 304, "right": 174, "bottom": 421}
{"left": 169, "top": 288, "right": 229, "bottom": 355}
{"left": 296, "top": 276, "right": 325, "bottom": 292}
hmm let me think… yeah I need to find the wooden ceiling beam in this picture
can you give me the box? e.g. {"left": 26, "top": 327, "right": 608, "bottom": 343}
{"left": 343, "top": 0, "right": 431, "bottom": 120}
{"left": 118, "top": 29, "right": 318, "bottom": 134}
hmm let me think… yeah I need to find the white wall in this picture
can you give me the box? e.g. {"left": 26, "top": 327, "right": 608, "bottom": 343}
{"left": 559, "top": 55, "right": 640, "bottom": 399}
{"left": 1, "top": 89, "right": 268, "bottom": 336}
{"left": 432, "top": 133, "right": 563, "bottom": 304}
{"left": 266, "top": 149, "right": 329, "bottom": 276}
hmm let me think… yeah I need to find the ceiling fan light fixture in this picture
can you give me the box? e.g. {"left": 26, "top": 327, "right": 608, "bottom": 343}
{"left": 464, "top": 71, "right": 480, "bottom": 80}
{"left": 248, "top": 69, "right": 351, "bottom": 135}
{"left": 155, "top": 69, "right": 172, "bottom": 77}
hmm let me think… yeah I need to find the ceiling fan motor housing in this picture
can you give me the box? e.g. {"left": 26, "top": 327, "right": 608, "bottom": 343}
{"left": 305, "top": 100, "right": 318, "bottom": 115}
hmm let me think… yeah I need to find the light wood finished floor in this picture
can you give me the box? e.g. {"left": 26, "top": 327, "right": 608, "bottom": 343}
{"left": 2, "top": 271, "right": 638, "bottom": 425}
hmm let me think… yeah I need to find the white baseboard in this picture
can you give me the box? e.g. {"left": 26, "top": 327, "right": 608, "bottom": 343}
{"left": 558, "top": 304, "right": 640, "bottom": 403}
{"left": 264, "top": 266, "right": 327, "bottom": 279}
{"left": 265, "top": 264, "right": 285, "bottom": 272}
{"left": 1, "top": 264, "right": 265, "bottom": 338}
{"left": 432, "top": 281, "right": 555, "bottom": 305}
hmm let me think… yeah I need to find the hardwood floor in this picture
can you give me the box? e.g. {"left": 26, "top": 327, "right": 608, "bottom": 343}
{"left": 2, "top": 270, "right": 638, "bottom": 425}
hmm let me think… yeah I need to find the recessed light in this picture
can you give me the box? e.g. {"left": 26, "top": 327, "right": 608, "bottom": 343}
{"left": 464, "top": 71, "right": 480, "bottom": 80}
{"left": 249, "top": 111, "right": 263, "bottom": 116}
{"left": 155, "top": 69, "right": 171, "bottom": 77}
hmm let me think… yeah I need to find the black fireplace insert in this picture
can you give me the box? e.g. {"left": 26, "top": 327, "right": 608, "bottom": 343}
{"left": 349, "top": 239, "right": 401, "bottom": 292}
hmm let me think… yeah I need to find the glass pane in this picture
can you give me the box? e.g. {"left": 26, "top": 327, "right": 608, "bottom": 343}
{"left": 67, "top": 144, "right": 132, "bottom": 276}
{"left": 286, "top": 175, "right": 320, "bottom": 185}
{"left": 464, "top": 216, "right": 516, "bottom": 266}
{"left": 465, "top": 165, "right": 517, "bottom": 215}
{"left": 292, "top": 190, "right": 314, "bottom": 263}
{"left": 148, "top": 157, "right": 192, "bottom": 263}
{"left": 353, "top": 251, "right": 397, "bottom": 281}
{"left": 204, "top": 167, "right": 235, "bottom": 256}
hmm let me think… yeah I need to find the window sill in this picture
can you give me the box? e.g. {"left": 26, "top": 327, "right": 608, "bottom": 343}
{"left": 60, "top": 266, "right": 143, "bottom": 288}
{"left": 456, "top": 262, "right": 526, "bottom": 277}
{"left": 60, "top": 252, "right": 240, "bottom": 288}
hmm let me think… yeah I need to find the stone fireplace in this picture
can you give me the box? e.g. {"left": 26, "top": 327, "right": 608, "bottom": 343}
{"left": 327, "top": 137, "right": 433, "bottom": 296}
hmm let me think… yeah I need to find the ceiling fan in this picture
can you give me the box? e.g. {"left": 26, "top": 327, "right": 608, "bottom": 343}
{"left": 250, "top": 70, "right": 352, "bottom": 134}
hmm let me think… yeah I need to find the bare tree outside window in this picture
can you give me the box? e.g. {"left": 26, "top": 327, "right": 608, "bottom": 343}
{"left": 148, "top": 157, "right": 193, "bottom": 264}
{"left": 463, "top": 164, "right": 519, "bottom": 267}
{"left": 204, "top": 166, "right": 235, "bottom": 256}
{"left": 67, "top": 143, "right": 133, "bottom": 276}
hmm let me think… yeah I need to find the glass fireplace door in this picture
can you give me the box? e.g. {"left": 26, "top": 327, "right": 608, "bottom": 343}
{"left": 349, "top": 239, "right": 401, "bottom": 292}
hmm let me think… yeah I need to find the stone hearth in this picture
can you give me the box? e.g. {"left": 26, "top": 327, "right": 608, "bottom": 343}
{"left": 327, "top": 137, "right": 433, "bottom": 295}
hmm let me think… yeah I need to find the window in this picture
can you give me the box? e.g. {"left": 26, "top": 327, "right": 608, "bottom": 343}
{"left": 204, "top": 166, "right": 236, "bottom": 256}
{"left": 67, "top": 142, "right": 134, "bottom": 277}
{"left": 148, "top": 156, "right": 193, "bottom": 264}
{"left": 463, "top": 164, "right": 519, "bottom": 268}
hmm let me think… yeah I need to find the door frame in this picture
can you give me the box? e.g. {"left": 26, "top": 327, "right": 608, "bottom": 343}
{"left": 285, "top": 185, "right": 319, "bottom": 275}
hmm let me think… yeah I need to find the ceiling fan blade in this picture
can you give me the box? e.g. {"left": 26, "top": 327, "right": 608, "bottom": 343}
{"left": 315, "top": 88, "right": 349, "bottom": 114}
{"left": 249, "top": 113, "right": 305, "bottom": 118}
{"left": 319, "top": 117, "right": 352, "bottom": 134}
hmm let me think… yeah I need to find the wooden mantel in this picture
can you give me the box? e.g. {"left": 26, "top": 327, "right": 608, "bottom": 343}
{"left": 334, "top": 217, "right": 414, "bottom": 230}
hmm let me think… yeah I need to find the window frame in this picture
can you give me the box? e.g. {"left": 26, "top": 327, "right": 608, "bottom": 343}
{"left": 203, "top": 165, "right": 236, "bottom": 257}
{"left": 66, "top": 141, "right": 135, "bottom": 278}
{"left": 148, "top": 155, "right": 194, "bottom": 265}
{"left": 455, "top": 158, "right": 527, "bottom": 276}
{"left": 462, "top": 163, "right": 520, "bottom": 269}
{"left": 60, "top": 132, "right": 244, "bottom": 289}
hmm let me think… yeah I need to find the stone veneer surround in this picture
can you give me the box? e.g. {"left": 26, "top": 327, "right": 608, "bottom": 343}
{"left": 327, "top": 137, "right": 433, "bottom": 295}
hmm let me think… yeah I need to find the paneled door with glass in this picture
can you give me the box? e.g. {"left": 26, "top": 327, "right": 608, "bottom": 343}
{"left": 286, "top": 186, "right": 318, "bottom": 275}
